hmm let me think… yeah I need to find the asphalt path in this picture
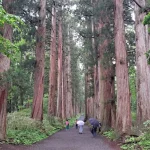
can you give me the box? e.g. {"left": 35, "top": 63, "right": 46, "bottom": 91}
{"left": 0, "top": 124, "right": 120, "bottom": 150}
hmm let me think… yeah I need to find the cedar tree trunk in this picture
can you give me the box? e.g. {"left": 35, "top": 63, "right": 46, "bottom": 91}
{"left": 56, "top": 12, "right": 63, "bottom": 118}
{"left": 0, "top": 54, "right": 10, "bottom": 140}
{"left": 114, "top": 0, "right": 131, "bottom": 134}
{"left": 31, "top": 0, "right": 46, "bottom": 121}
{"left": 0, "top": 0, "right": 13, "bottom": 140}
{"left": 135, "top": 0, "right": 150, "bottom": 123}
{"left": 48, "top": 5, "right": 57, "bottom": 116}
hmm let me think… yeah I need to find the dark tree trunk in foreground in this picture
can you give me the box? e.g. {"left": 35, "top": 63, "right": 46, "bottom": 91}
{"left": 102, "top": 66, "right": 115, "bottom": 130}
{"left": 97, "top": 39, "right": 113, "bottom": 131}
{"left": 0, "top": 0, "right": 13, "bottom": 140}
{"left": 31, "top": 0, "right": 46, "bottom": 121}
{"left": 114, "top": 0, "right": 131, "bottom": 134}
{"left": 135, "top": 0, "right": 150, "bottom": 124}
{"left": 48, "top": 5, "right": 57, "bottom": 117}
{"left": 0, "top": 54, "right": 10, "bottom": 140}
{"left": 110, "top": 66, "right": 116, "bottom": 129}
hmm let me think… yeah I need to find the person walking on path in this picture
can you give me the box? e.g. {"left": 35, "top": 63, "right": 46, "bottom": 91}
{"left": 75, "top": 119, "right": 78, "bottom": 129}
{"left": 91, "top": 125, "right": 97, "bottom": 137}
{"left": 91, "top": 122, "right": 102, "bottom": 137}
{"left": 66, "top": 119, "right": 69, "bottom": 130}
{"left": 77, "top": 120, "right": 84, "bottom": 134}
{"left": 78, "top": 125, "right": 83, "bottom": 134}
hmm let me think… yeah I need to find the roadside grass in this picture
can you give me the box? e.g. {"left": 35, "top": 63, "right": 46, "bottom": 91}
{"left": 121, "top": 120, "right": 150, "bottom": 150}
{"left": 6, "top": 109, "right": 78, "bottom": 145}
{"left": 102, "top": 120, "right": 150, "bottom": 150}
{"left": 102, "top": 129, "right": 118, "bottom": 141}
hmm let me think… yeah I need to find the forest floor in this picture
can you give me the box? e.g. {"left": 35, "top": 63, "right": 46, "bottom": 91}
{"left": 0, "top": 125, "right": 120, "bottom": 150}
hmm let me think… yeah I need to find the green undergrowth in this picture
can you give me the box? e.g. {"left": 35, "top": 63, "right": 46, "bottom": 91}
{"left": 121, "top": 120, "right": 150, "bottom": 150}
{"left": 102, "top": 120, "right": 150, "bottom": 150}
{"left": 102, "top": 129, "right": 118, "bottom": 141}
{"left": 6, "top": 109, "right": 78, "bottom": 145}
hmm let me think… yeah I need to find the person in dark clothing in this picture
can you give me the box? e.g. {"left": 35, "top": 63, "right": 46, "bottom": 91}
{"left": 75, "top": 119, "right": 78, "bottom": 129}
{"left": 98, "top": 122, "right": 102, "bottom": 132}
{"left": 91, "top": 122, "right": 102, "bottom": 137}
{"left": 91, "top": 125, "right": 97, "bottom": 137}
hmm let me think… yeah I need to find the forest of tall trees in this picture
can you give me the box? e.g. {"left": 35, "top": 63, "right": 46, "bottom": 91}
{"left": 0, "top": 0, "right": 150, "bottom": 149}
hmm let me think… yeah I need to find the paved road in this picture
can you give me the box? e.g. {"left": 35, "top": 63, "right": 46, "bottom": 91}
{"left": 0, "top": 125, "right": 120, "bottom": 150}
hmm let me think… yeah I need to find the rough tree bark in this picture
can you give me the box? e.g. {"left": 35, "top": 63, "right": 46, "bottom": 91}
{"left": 85, "top": 72, "right": 88, "bottom": 120}
{"left": 3, "top": 0, "right": 13, "bottom": 41}
{"left": 48, "top": 5, "right": 57, "bottom": 117}
{"left": 0, "top": 54, "right": 10, "bottom": 140}
{"left": 102, "top": 67, "right": 115, "bottom": 130}
{"left": 68, "top": 49, "right": 73, "bottom": 117}
{"left": 97, "top": 39, "right": 113, "bottom": 131}
{"left": 56, "top": 10, "right": 63, "bottom": 118}
{"left": 135, "top": 0, "right": 150, "bottom": 123}
{"left": 65, "top": 46, "right": 73, "bottom": 118}
{"left": 93, "top": 65, "right": 98, "bottom": 118}
{"left": 114, "top": 0, "right": 131, "bottom": 134}
{"left": 62, "top": 58, "right": 66, "bottom": 119}
{"left": 31, "top": 0, "right": 46, "bottom": 121}
{"left": 110, "top": 65, "right": 116, "bottom": 129}
{"left": 0, "top": 0, "right": 13, "bottom": 140}
{"left": 85, "top": 68, "right": 93, "bottom": 119}
{"left": 87, "top": 97, "right": 94, "bottom": 118}
{"left": 61, "top": 69, "right": 65, "bottom": 119}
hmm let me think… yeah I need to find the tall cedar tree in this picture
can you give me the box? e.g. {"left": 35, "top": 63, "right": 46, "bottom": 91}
{"left": 0, "top": 0, "right": 13, "bottom": 140}
{"left": 31, "top": 0, "right": 46, "bottom": 121}
{"left": 56, "top": 7, "right": 63, "bottom": 118}
{"left": 114, "top": 0, "right": 131, "bottom": 134}
{"left": 64, "top": 33, "right": 73, "bottom": 118}
{"left": 0, "top": 54, "right": 10, "bottom": 140}
{"left": 48, "top": 4, "right": 57, "bottom": 116}
{"left": 98, "top": 40, "right": 113, "bottom": 130}
{"left": 135, "top": 0, "right": 150, "bottom": 123}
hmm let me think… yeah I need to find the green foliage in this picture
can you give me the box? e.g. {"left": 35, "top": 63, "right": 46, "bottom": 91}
{"left": 6, "top": 110, "right": 78, "bottom": 145}
{"left": 121, "top": 134, "right": 150, "bottom": 150}
{"left": 6, "top": 34, "right": 35, "bottom": 112}
{"left": 7, "top": 112, "right": 58, "bottom": 145}
{"left": 143, "top": 12, "right": 150, "bottom": 25}
{"left": 145, "top": 50, "right": 150, "bottom": 65}
{"left": 7, "top": 129, "right": 47, "bottom": 145}
{"left": 0, "top": 5, "right": 23, "bottom": 28}
{"left": 143, "top": 13, "right": 150, "bottom": 64}
{"left": 0, "top": 4, "right": 24, "bottom": 56}
{"left": 0, "top": 35, "right": 19, "bottom": 56}
{"left": 43, "top": 94, "right": 48, "bottom": 114}
{"left": 121, "top": 120, "right": 150, "bottom": 150}
{"left": 131, "top": 112, "right": 136, "bottom": 122}
{"left": 121, "top": 143, "right": 136, "bottom": 150}
{"left": 139, "top": 134, "right": 150, "bottom": 150}
{"left": 129, "top": 67, "right": 136, "bottom": 113}
{"left": 143, "top": 120, "right": 150, "bottom": 127}
{"left": 7, "top": 111, "right": 47, "bottom": 145}
{"left": 67, "top": 116, "right": 78, "bottom": 127}
{"left": 103, "top": 129, "right": 117, "bottom": 140}
{"left": 7, "top": 65, "right": 34, "bottom": 112}
{"left": 102, "top": 122, "right": 150, "bottom": 150}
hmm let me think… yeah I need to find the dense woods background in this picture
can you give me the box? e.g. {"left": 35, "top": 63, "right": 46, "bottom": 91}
{"left": 0, "top": 0, "right": 150, "bottom": 149}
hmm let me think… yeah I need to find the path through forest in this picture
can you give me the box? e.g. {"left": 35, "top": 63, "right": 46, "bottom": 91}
{"left": 0, "top": 125, "right": 120, "bottom": 150}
